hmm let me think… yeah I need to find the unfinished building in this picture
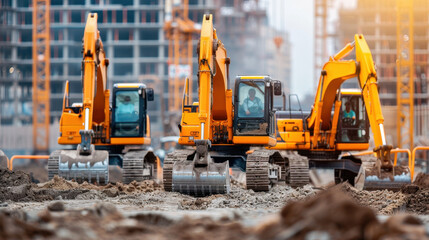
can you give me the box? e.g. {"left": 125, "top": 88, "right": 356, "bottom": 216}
{"left": 0, "top": 0, "right": 291, "bottom": 154}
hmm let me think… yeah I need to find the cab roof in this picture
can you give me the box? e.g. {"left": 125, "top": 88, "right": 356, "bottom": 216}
{"left": 114, "top": 83, "right": 147, "bottom": 89}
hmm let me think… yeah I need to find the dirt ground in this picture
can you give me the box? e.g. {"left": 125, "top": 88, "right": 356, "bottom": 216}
{"left": 1, "top": 167, "right": 429, "bottom": 239}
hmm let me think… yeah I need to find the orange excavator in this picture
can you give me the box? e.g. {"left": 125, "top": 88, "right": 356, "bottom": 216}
{"left": 163, "top": 14, "right": 284, "bottom": 196}
{"left": 48, "top": 13, "right": 158, "bottom": 184}
{"left": 271, "top": 34, "right": 412, "bottom": 190}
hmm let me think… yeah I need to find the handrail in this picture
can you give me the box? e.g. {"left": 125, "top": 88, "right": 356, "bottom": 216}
{"left": 391, "top": 148, "right": 413, "bottom": 179}
{"left": 391, "top": 148, "right": 411, "bottom": 166}
{"left": 412, "top": 146, "right": 429, "bottom": 179}
{"left": 8, "top": 155, "right": 49, "bottom": 171}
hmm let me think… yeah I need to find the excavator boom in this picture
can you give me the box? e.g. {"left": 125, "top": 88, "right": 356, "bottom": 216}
{"left": 353, "top": 35, "right": 411, "bottom": 190}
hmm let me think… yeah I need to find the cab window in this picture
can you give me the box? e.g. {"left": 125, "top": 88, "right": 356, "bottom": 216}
{"left": 115, "top": 91, "right": 139, "bottom": 122}
{"left": 238, "top": 82, "right": 265, "bottom": 118}
{"left": 113, "top": 90, "right": 141, "bottom": 137}
{"left": 339, "top": 95, "right": 368, "bottom": 143}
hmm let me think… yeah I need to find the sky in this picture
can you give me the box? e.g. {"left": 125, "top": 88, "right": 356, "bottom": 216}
{"left": 265, "top": 0, "right": 315, "bottom": 97}
{"left": 263, "top": 0, "right": 357, "bottom": 97}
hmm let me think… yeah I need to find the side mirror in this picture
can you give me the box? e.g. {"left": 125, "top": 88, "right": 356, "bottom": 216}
{"left": 273, "top": 80, "right": 282, "bottom": 96}
{"left": 146, "top": 88, "right": 154, "bottom": 101}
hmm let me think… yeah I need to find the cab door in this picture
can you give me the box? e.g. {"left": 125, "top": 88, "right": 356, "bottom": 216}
{"left": 111, "top": 88, "right": 145, "bottom": 138}
{"left": 337, "top": 94, "right": 369, "bottom": 143}
{"left": 233, "top": 77, "right": 278, "bottom": 137}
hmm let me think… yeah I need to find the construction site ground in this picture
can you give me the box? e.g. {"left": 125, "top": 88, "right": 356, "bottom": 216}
{"left": 2, "top": 163, "right": 429, "bottom": 239}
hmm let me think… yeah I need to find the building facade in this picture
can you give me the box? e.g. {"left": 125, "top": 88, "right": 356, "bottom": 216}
{"left": 0, "top": 0, "right": 291, "bottom": 153}
{"left": 0, "top": 0, "right": 215, "bottom": 135}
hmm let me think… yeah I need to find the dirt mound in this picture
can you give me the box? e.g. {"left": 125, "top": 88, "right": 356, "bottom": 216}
{"left": 114, "top": 180, "right": 162, "bottom": 193}
{"left": 414, "top": 172, "right": 429, "bottom": 188}
{"left": 37, "top": 175, "right": 161, "bottom": 193}
{"left": 38, "top": 175, "right": 81, "bottom": 190}
{"left": 401, "top": 173, "right": 429, "bottom": 214}
{"left": 255, "top": 186, "right": 427, "bottom": 240}
{"left": 406, "top": 188, "right": 429, "bottom": 214}
{"left": 0, "top": 168, "right": 32, "bottom": 187}
{"left": 338, "top": 183, "right": 407, "bottom": 214}
{"left": 0, "top": 172, "right": 92, "bottom": 202}
{"left": 0, "top": 168, "right": 162, "bottom": 202}
{"left": 0, "top": 169, "right": 39, "bottom": 202}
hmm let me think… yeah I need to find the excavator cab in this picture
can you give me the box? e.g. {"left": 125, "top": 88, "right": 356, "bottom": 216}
{"left": 337, "top": 91, "right": 370, "bottom": 143}
{"left": 112, "top": 84, "right": 154, "bottom": 137}
{"left": 234, "top": 76, "right": 280, "bottom": 137}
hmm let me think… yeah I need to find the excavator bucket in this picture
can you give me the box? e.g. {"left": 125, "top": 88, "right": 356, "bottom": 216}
{"left": 48, "top": 147, "right": 109, "bottom": 184}
{"left": 356, "top": 147, "right": 412, "bottom": 191}
{"left": 172, "top": 160, "right": 230, "bottom": 196}
{"left": 357, "top": 165, "right": 411, "bottom": 191}
{"left": 164, "top": 144, "right": 230, "bottom": 196}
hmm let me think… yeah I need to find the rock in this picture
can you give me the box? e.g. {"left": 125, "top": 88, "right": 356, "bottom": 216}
{"left": 48, "top": 201, "right": 65, "bottom": 212}
{"left": 102, "top": 188, "right": 119, "bottom": 197}
{"left": 93, "top": 202, "right": 123, "bottom": 220}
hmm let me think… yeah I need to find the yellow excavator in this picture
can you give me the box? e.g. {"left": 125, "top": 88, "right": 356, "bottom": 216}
{"left": 163, "top": 14, "right": 284, "bottom": 196}
{"left": 271, "top": 34, "right": 412, "bottom": 190}
{"left": 48, "top": 13, "right": 158, "bottom": 184}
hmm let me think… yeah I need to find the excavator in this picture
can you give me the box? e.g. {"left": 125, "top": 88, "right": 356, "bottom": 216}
{"left": 163, "top": 14, "right": 285, "bottom": 196}
{"left": 48, "top": 13, "right": 158, "bottom": 184}
{"left": 271, "top": 34, "right": 412, "bottom": 190}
